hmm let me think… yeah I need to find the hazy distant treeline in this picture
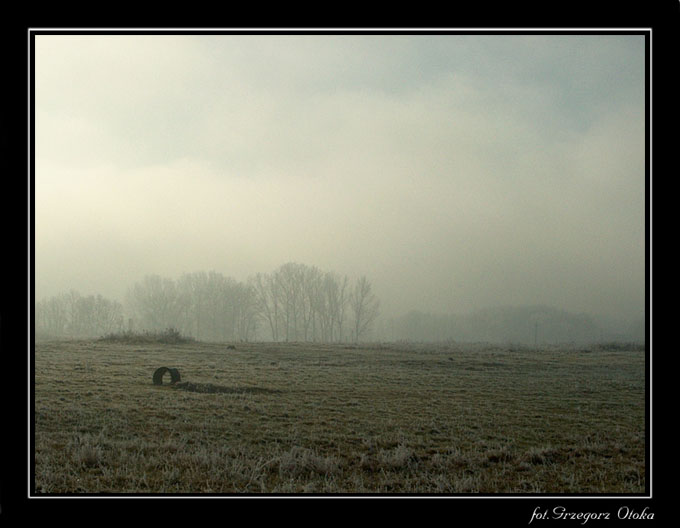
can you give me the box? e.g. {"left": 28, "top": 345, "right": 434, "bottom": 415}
{"left": 35, "top": 262, "right": 380, "bottom": 343}
{"left": 35, "top": 290, "right": 125, "bottom": 339}
{"left": 376, "top": 306, "right": 644, "bottom": 345}
{"left": 35, "top": 273, "right": 643, "bottom": 345}
{"left": 250, "top": 263, "right": 379, "bottom": 343}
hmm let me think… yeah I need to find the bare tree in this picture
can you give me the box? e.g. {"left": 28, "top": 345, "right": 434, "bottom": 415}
{"left": 300, "top": 265, "right": 323, "bottom": 341}
{"left": 36, "top": 294, "right": 68, "bottom": 336}
{"left": 234, "top": 282, "right": 259, "bottom": 341}
{"left": 249, "top": 264, "right": 355, "bottom": 343}
{"left": 313, "top": 271, "right": 349, "bottom": 342}
{"left": 251, "top": 272, "right": 282, "bottom": 341}
{"left": 36, "top": 291, "right": 123, "bottom": 338}
{"left": 176, "top": 271, "right": 256, "bottom": 342}
{"left": 275, "top": 263, "right": 302, "bottom": 341}
{"left": 177, "top": 271, "right": 209, "bottom": 340}
{"left": 349, "top": 276, "right": 380, "bottom": 343}
{"left": 331, "top": 273, "right": 349, "bottom": 342}
{"left": 126, "top": 275, "right": 186, "bottom": 332}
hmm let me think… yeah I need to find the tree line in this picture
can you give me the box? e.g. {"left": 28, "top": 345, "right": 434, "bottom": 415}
{"left": 377, "top": 306, "right": 606, "bottom": 345}
{"left": 35, "top": 290, "right": 125, "bottom": 339}
{"left": 35, "top": 262, "right": 380, "bottom": 343}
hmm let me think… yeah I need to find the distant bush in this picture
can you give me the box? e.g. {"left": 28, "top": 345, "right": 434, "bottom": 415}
{"left": 98, "top": 327, "right": 196, "bottom": 345}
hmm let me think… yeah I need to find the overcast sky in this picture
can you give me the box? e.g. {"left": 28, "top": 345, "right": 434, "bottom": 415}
{"left": 34, "top": 32, "right": 646, "bottom": 321}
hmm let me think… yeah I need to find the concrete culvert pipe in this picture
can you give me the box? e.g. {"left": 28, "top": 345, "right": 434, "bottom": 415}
{"left": 152, "top": 367, "right": 181, "bottom": 385}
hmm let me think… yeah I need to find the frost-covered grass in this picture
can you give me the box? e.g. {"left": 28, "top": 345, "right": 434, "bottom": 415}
{"left": 33, "top": 340, "right": 646, "bottom": 494}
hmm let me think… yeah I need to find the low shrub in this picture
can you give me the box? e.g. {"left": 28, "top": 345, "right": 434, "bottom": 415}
{"left": 98, "top": 327, "right": 195, "bottom": 344}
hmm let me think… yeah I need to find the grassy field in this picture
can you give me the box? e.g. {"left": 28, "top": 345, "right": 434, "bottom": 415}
{"left": 33, "top": 339, "right": 646, "bottom": 494}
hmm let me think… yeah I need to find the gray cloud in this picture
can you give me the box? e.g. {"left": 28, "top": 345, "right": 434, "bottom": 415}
{"left": 34, "top": 33, "right": 646, "bottom": 322}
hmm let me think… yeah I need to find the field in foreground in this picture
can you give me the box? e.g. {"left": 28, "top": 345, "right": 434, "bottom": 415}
{"left": 33, "top": 340, "right": 646, "bottom": 494}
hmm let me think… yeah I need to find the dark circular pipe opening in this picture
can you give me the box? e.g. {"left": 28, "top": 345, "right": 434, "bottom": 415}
{"left": 153, "top": 367, "right": 181, "bottom": 385}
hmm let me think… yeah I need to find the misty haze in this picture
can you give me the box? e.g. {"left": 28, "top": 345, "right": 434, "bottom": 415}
{"left": 33, "top": 32, "right": 647, "bottom": 495}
